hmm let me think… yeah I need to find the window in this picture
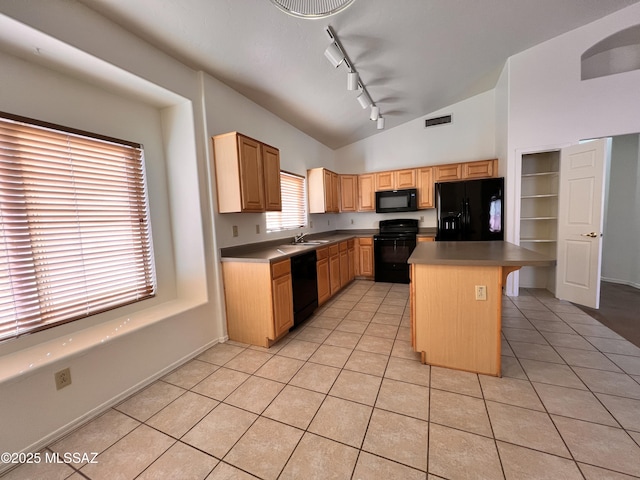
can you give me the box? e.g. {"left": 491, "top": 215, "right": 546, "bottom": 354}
{"left": 0, "top": 112, "right": 156, "bottom": 342}
{"left": 266, "top": 171, "right": 307, "bottom": 232}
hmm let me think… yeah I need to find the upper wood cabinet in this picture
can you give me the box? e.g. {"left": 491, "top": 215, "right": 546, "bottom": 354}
{"left": 417, "top": 167, "right": 434, "bottom": 209}
{"left": 339, "top": 175, "right": 358, "bottom": 212}
{"left": 375, "top": 168, "right": 416, "bottom": 191}
{"left": 435, "top": 159, "right": 498, "bottom": 182}
{"left": 212, "top": 132, "right": 281, "bottom": 213}
{"left": 308, "top": 168, "right": 339, "bottom": 213}
{"left": 358, "top": 174, "right": 375, "bottom": 212}
{"left": 463, "top": 159, "right": 497, "bottom": 179}
{"left": 434, "top": 163, "right": 462, "bottom": 182}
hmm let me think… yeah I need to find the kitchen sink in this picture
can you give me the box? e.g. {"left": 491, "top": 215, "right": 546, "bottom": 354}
{"left": 289, "top": 239, "right": 332, "bottom": 246}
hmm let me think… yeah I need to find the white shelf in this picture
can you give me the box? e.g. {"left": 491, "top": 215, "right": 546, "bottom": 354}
{"left": 522, "top": 171, "right": 559, "bottom": 178}
{"left": 521, "top": 216, "right": 558, "bottom": 221}
{"left": 520, "top": 238, "right": 557, "bottom": 243}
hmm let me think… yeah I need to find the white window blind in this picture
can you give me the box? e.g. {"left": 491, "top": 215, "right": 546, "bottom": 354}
{"left": 266, "top": 171, "right": 307, "bottom": 232}
{"left": 0, "top": 113, "right": 156, "bottom": 342}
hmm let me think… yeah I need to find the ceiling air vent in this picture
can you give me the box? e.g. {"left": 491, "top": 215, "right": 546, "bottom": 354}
{"left": 425, "top": 115, "right": 452, "bottom": 128}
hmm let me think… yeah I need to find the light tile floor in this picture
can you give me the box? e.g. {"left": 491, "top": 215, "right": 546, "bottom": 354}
{"left": 3, "top": 280, "right": 640, "bottom": 479}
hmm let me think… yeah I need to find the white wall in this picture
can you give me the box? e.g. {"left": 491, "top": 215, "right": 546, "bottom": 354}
{"left": 200, "top": 73, "right": 339, "bottom": 248}
{"left": 334, "top": 90, "right": 497, "bottom": 230}
{"left": 502, "top": 2, "right": 640, "bottom": 294}
{"left": 602, "top": 135, "right": 640, "bottom": 288}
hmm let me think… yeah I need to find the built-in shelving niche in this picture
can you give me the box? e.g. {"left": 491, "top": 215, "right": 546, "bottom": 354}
{"left": 519, "top": 151, "right": 559, "bottom": 291}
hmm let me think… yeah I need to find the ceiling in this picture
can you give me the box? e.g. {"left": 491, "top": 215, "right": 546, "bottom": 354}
{"left": 74, "top": 0, "right": 639, "bottom": 149}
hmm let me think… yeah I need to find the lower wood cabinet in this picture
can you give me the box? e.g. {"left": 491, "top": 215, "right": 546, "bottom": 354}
{"left": 347, "top": 239, "right": 355, "bottom": 282}
{"left": 339, "top": 241, "right": 349, "bottom": 287}
{"left": 221, "top": 259, "right": 293, "bottom": 347}
{"left": 329, "top": 244, "right": 341, "bottom": 295}
{"left": 417, "top": 235, "right": 435, "bottom": 242}
{"left": 316, "top": 247, "right": 331, "bottom": 306}
{"left": 357, "top": 237, "right": 374, "bottom": 279}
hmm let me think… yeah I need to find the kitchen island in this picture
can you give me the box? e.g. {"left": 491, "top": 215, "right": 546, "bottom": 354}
{"left": 408, "top": 241, "right": 554, "bottom": 376}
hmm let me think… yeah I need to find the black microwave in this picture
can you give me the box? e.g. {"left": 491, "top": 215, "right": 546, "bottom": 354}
{"left": 375, "top": 188, "right": 418, "bottom": 213}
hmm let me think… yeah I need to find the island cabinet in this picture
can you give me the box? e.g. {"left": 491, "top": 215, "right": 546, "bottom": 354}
{"left": 357, "top": 237, "right": 374, "bottom": 279}
{"left": 212, "top": 132, "right": 281, "bottom": 213}
{"left": 308, "top": 168, "right": 339, "bottom": 213}
{"left": 409, "top": 241, "right": 554, "bottom": 376}
{"left": 222, "top": 258, "right": 293, "bottom": 347}
{"left": 339, "top": 175, "right": 358, "bottom": 212}
{"left": 316, "top": 247, "right": 331, "bottom": 306}
{"left": 358, "top": 174, "right": 375, "bottom": 211}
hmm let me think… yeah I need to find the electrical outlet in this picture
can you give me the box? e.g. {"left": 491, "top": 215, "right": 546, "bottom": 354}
{"left": 475, "top": 285, "right": 487, "bottom": 301}
{"left": 232, "top": 225, "right": 238, "bottom": 237}
{"left": 255, "top": 224, "right": 260, "bottom": 234}
{"left": 327, "top": 220, "right": 330, "bottom": 225}
{"left": 351, "top": 219, "right": 354, "bottom": 225}
{"left": 420, "top": 216, "right": 424, "bottom": 222}
{"left": 55, "top": 368, "right": 72, "bottom": 390}
{"left": 310, "top": 221, "right": 313, "bottom": 228}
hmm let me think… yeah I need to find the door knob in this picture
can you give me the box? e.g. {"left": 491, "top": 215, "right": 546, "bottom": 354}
{"left": 580, "top": 232, "right": 599, "bottom": 238}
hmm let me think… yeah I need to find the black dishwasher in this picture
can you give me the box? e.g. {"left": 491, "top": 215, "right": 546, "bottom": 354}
{"left": 290, "top": 250, "right": 318, "bottom": 326}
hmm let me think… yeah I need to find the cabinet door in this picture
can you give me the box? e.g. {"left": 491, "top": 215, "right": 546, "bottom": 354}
{"left": 262, "top": 144, "right": 282, "bottom": 211}
{"left": 329, "top": 245, "right": 341, "bottom": 295}
{"left": 317, "top": 258, "right": 330, "bottom": 306}
{"left": 434, "top": 163, "right": 462, "bottom": 182}
{"left": 331, "top": 171, "right": 340, "bottom": 213}
{"left": 417, "top": 167, "right": 434, "bottom": 209}
{"left": 272, "top": 273, "right": 293, "bottom": 338}
{"left": 339, "top": 175, "right": 358, "bottom": 212}
{"left": 348, "top": 243, "right": 355, "bottom": 282}
{"left": 463, "top": 159, "right": 496, "bottom": 179}
{"left": 238, "top": 135, "right": 266, "bottom": 211}
{"left": 358, "top": 238, "right": 374, "bottom": 278}
{"left": 323, "top": 169, "right": 333, "bottom": 212}
{"left": 339, "top": 242, "right": 349, "bottom": 287}
{"left": 395, "top": 169, "right": 417, "bottom": 189}
{"left": 375, "top": 171, "right": 394, "bottom": 191}
{"left": 358, "top": 174, "right": 375, "bottom": 211}
{"left": 417, "top": 236, "right": 435, "bottom": 242}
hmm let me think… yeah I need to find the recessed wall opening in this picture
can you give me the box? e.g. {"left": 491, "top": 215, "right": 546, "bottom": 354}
{"left": 581, "top": 24, "right": 640, "bottom": 80}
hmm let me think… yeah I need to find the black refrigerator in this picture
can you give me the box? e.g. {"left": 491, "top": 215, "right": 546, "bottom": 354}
{"left": 435, "top": 177, "right": 504, "bottom": 241}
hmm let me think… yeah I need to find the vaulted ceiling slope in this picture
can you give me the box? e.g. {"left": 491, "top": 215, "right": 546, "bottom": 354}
{"left": 80, "top": 0, "right": 639, "bottom": 149}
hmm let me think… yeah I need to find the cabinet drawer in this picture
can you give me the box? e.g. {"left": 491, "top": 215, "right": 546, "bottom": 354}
{"left": 358, "top": 237, "right": 373, "bottom": 246}
{"left": 347, "top": 239, "right": 355, "bottom": 248}
{"left": 329, "top": 244, "right": 339, "bottom": 257}
{"left": 271, "top": 259, "right": 291, "bottom": 279}
{"left": 339, "top": 241, "right": 347, "bottom": 252}
{"left": 316, "top": 246, "right": 329, "bottom": 260}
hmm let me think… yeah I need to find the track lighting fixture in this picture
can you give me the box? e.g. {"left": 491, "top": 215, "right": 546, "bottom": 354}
{"left": 347, "top": 71, "right": 359, "bottom": 91}
{"left": 324, "top": 42, "right": 345, "bottom": 68}
{"left": 370, "top": 105, "right": 380, "bottom": 121}
{"left": 357, "top": 91, "right": 372, "bottom": 109}
{"left": 325, "top": 26, "right": 384, "bottom": 130}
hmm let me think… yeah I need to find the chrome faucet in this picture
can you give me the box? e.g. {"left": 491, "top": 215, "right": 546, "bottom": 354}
{"left": 294, "top": 232, "right": 308, "bottom": 243}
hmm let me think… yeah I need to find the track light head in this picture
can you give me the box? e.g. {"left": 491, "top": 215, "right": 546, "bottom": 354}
{"left": 347, "top": 71, "right": 359, "bottom": 91}
{"left": 356, "top": 91, "right": 372, "bottom": 109}
{"left": 370, "top": 105, "right": 380, "bottom": 121}
{"left": 324, "top": 42, "right": 344, "bottom": 68}
{"left": 377, "top": 116, "right": 385, "bottom": 130}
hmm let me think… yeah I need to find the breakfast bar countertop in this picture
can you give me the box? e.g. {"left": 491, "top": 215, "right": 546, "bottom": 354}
{"left": 408, "top": 240, "right": 555, "bottom": 267}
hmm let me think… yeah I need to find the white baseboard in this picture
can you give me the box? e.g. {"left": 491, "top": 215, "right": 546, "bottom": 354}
{"left": 601, "top": 277, "right": 640, "bottom": 289}
{"left": 0, "top": 338, "right": 221, "bottom": 476}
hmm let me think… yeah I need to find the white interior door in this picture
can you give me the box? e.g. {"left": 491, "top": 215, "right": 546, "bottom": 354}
{"left": 556, "top": 138, "right": 609, "bottom": 308}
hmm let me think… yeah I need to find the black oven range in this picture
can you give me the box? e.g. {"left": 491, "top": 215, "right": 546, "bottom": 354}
{"left": 373, "top": 219, "right": 419, "bottom": 284}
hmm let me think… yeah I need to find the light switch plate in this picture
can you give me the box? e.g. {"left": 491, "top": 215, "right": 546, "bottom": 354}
{"left": 475, "top": 285, "right": 487, "bottom": 301}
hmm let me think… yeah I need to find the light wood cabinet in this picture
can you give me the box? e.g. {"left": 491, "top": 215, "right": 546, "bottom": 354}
{"left": 375, "top": 168, "right": 416, "bottom": 191}
{"left": 262, "top": 144, "right": 282, "bottom": 211}
{"left": 463, "top": 159, "right": 496, "bottom": 179}
{"left": 417, "top": 167, "right": 434, "bottom": 209}
{"left": 339, "top": 241, "right": 349, "bottom": 287}
{"left": 375, "top": 171, "right": 395, "bottom": 191}
{"left": 316, "top": 247, "right": 330, "bottom": 306}
{"left": 308, "top": 168, "right": 339, "bottom": 213}
{"left": 417, "top": 235, "right": 435, "bottom": 242}
{"left": 329, "top": 244, "right": 341, "bottom": 295}
{"left": 434, "top": 163, "right": 462, "bottom": 182}
{"left": 347, "top": 239, "right": 355, "bottom": 282}
{"left": 358, "top": 174, "right": 375, "bottom": 212}
{"left": 212, "top": 132, "right": 281, "bottom": 213}
{"left": 395, "top": 168, "right": 417, "bottom": 188}
{"left": 222, "top": 258, "right": 293, "bottom": 347}
{"left": 339, "top": 175, "right": 358, "bottom": 212}
{"left": 357, "top": 237, "right": 374, "bottom": 279}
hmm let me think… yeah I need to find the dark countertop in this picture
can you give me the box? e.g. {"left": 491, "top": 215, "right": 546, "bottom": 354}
{"left": 408, "top": 241, "right": 555, "bottom": 267}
